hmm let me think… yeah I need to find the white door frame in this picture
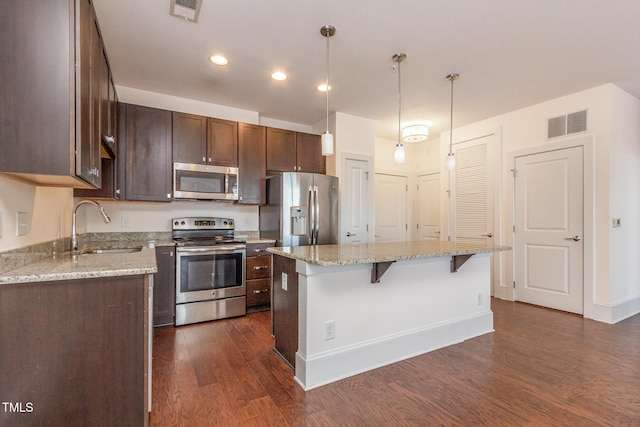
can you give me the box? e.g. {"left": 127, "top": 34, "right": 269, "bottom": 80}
{"left": 340, "top": 152, "right": 374, "bottom": 244}
{"left": 506, "top": 135, "right": 595, "bottom": 317}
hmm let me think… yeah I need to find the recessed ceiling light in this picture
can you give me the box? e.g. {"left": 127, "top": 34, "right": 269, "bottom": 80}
{"left": 271, "top": 71, "right": 287, "bottom": 81}
{"left": 317, "top": 83, "right": 331, "bottom": 92}
{"left": 209, "top": 55, "right": 229, "bottom": 66}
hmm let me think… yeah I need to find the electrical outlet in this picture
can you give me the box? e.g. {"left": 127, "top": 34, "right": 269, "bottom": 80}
{"left": 281, "top": 272, "right": 288, "bottom": 291}
{"left": 16, "top": 212, "right": 28, "bottom": 236}
{"left": 243, "top": 217, "right": 250, "bottom": 227}
{"left": 477, "top": 292, "right": 483, "bottom": 306}
{"left": 121, "top": 215, "right": 130, "bottom": 228}
{"left": 325, "top": 320, "right": 335, "bottom": 340}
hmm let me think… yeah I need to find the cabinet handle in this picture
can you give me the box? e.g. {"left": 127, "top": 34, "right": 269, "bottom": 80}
{"left": 253, "top": 266, "right": 268, "bottom": 270}
{"left": 208, "top": 157, "right": 212, "bottom": 163}
{"left": 167, "top": 193, "right": 172, "bottom": 199}
{"left": 253, "top": 248, "right": 265, "bottom": 253}
{"left": 253, "top": 289, "right": 269, "bottom": 294}
{"left": 102, "top": 135, "right": 115, "bottom": 144}
{"left": 202, "top": 157, "right": 206, "bottom": 162}
{"left": 115, "top": 188, "right": 121, "bottom": 195}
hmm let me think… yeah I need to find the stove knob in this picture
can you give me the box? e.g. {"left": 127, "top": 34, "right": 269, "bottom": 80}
{"left": 223, "top": 220, "right": 228, "bottom": 225}
{"left": 174, "top": 221, "right": 179, "bottom": 226}
{"left": 181, "top": 221, "right": 186, "bottom": 225}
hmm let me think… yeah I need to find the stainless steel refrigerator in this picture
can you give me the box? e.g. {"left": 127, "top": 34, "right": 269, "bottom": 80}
{"left": 259, "top": 172, "right": 339, "bottom": 246}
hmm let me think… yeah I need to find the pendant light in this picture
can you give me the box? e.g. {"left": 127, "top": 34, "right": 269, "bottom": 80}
{"left": 445, "top": 73, "right": 459, "bottom": 171}
{"left": 393, "top": 53, "right": 406, "bottom": 164}
{"left": 320, "top": 25, "right": 336, "bottom": 156}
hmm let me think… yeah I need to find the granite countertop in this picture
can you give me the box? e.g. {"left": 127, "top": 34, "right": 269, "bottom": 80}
{"left": 0, "top": 248, "right": 158, "bottom": 285}
{"left": 267, "top": 240, "right": 511, "bottom": 267}
{"left": 245, "top": 238, "right": 276, "bottom": 244}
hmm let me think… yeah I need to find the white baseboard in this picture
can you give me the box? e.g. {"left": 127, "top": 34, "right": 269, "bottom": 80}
{"left": 294, "top": 311, "right": 493, "bottom": 391}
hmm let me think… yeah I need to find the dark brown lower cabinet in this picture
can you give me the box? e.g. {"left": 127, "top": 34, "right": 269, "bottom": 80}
{"left": 154, "top": 245, "right": 176, "bottom": 326}
{"left": 272, "top": 254, "right": 298, "bottom": 367}
{"left": 246, "top": 242, "right": 272, "bottom": 313}
{"left": 0, "top": 275, "right": 149, "bottom": 427}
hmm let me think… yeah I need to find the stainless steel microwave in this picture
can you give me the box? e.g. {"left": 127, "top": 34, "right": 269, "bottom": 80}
{"left": 173, "top": 162, "right": 239, "bottom": 201}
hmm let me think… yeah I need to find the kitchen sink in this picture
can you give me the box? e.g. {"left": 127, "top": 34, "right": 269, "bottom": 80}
{"left": 83, "top": 246, "right": 143, "bottom": 254}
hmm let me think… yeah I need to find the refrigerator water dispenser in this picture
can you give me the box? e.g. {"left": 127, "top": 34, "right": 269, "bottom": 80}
{"left": 290, "top": 206, "right": 307, "bottom": 235}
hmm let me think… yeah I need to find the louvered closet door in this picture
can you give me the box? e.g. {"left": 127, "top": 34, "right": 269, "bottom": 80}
{"left": 450, "top": 135, "right": 494, "bottom": 244}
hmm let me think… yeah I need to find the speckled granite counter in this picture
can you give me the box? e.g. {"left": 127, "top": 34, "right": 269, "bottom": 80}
{"left": 0, "top": 248, "right": 158, "bottom": 285}
{"left": 267, "top": 240, "right": 510, "bottom": 267}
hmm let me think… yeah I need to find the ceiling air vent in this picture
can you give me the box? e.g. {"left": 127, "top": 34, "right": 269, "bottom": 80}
{"left": 547, "top": 109, "right": 588, "bottom": 139}
{"left": 170, "top": 0, "right": 202, "bottom": 23}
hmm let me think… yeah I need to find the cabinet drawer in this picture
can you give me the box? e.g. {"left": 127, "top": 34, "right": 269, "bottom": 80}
{"left": 247, "top": 278, "right": 271, "bottom": 306}
{"left": 246, "top": 255, "right": 271, "bottom": 279}
{"left": 246, "top": 242, "right": 273, "bottom": 256}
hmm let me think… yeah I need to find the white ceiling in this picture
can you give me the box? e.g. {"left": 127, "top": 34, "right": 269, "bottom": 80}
{"left": 92, "top": 0, "right": 640, "bottom": 141}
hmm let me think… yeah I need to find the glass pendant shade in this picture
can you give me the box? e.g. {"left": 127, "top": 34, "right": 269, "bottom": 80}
{"left": 321, "top": 131, "right": 334, "bottom": 156}
{"left": 394, "top": 143, "right": 405, "bottom": 164}
{"left": 446, "top": 152, "right": 456, "bottom": 171}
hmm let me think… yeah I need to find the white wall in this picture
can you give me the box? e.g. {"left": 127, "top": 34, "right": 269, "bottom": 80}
{"left": 0, "top": 175, "right": 74, "bottom": 251}
{"left": 609, "top": 86, "right": 640, "bottom": 314}
{"left": 437, "top": 83, "right": 640, "bottom": 322}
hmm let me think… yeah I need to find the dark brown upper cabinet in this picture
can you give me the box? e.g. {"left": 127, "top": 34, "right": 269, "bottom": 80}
{"left": 120, "top": 104, "right": 173, "bottom": 202}
{"left": 238, "top": 123, "right": 266, "bottom": 205}
{"left": 266, "top": 128, "right": 325, "bottom": 174}
{"left": 295, "top": 132, "right": 325, "bottom": 174}
{"left": 0, "top": 0, "right": 109, "bottom": 188}
{"left": 207, "top": 118, "right": 238, "bottom": 167}
{"left": 172, "top": 112, "right": 207, "bottom": 164}
{"left": 173, "top": 115, "right": 238, "bottom": 167}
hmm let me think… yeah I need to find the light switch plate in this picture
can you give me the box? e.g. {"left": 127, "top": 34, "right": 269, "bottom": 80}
{"left": 282, "top": 272, "right": 288, "bottom": 291}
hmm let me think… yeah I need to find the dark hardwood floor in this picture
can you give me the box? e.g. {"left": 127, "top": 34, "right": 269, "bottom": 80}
{"left": 150, "top": 299, "right": 640, "bottom": 426}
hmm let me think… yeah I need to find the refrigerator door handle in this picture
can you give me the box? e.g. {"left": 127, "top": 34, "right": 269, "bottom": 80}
{"left": 314, "top": 185, "right": 320, "bottom": 244}
{"left": 308, "top": 185, "right": 315, "bottom": 245}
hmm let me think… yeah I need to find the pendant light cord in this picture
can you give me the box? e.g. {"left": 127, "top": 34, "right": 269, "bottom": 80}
{"left": 397, "top": 58, "right": 402, "bottom": 145}
{"left": 325, "top": 27, "right": 330, "bottom": 133}
{"left": 449, "top": 76, "right": 454, "bottom": 155}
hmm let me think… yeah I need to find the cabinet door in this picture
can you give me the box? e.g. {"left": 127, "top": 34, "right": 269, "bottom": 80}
{"left": 238, "top": 123, "right": 266, "bottom": 204}
{"left": 76, "top": 0, "right": 95, "bottom": 185}
{"left": 266, "top": 127, "right": 296, "bottom": 172}
{"left": 154, "top": 246, "right": 176, "bottom": 326}
{"left": 123, "top": 104, "right": 173, "bottom": 201}
{"left": 173, "top": 112, "right": 207, "bottom": 164}
{"left": 207, "top": 118, "right": 238, "bottom": 166}
{"left": 296, "top": 132, "right": 325, "bottom": 174}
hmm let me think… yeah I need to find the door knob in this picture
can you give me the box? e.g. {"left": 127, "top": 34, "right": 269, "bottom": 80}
{"left": 346, "top": 232, "right": 357, "bottom": 237}
{"left": 481, "top": 233, "right": 493, "bottom": 238}
{"left": 565, "top": 235, "right": 581, "bottom": 242}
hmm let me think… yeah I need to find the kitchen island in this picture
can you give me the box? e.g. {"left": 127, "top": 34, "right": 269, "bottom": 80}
{"left": 268, "top": 240, "right": 510, "bottom": 391}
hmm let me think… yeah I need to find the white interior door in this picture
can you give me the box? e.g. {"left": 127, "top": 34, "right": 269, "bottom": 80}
{"left": 342, "top": 158, "right": 370, "bottom": 244}
{"left": 450, "top": 136, "right": 494, "bottom": 244}
{"left": 417, "top": 172, "right": 440, "bottom": 240}
{"left": 514, "top": 146, "right": 584, "bottom": 314}
{"left": 375, "top": 173, "right": 407, "bottom": 242}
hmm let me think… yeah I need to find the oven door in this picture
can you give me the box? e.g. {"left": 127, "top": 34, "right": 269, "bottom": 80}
{"left": 175, "top": 245, "right": 246, "bottom": 304}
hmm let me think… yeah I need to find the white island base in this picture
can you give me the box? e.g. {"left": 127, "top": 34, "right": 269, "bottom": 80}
{"left": 292, "top": 253, "right": 494, "bottom": 390}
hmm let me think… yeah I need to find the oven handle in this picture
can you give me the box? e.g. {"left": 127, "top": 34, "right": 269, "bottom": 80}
{"left": 176, "top": 246, "right": 245, "bottom": 253}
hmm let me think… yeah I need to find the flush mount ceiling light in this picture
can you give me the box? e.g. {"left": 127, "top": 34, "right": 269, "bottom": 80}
{"left": 320, "top": 25, "right": 336, "bottom": 156}
{"left": 271, "top": 71, "right": 287, "bottom": 81}
{"left": 170, "top": 0, "right": 203, "bottom": 23}
{"left": 401, "top": 124, "right": 429, "bottom": 143}
{"left": 209, "top": 55, "right": 229, "bottom": 66}
{"left": 393, "top": 53, "right": 407, "bottom": 164}
{"left": 445, "top": 73, "right": 459, "bottom": 171}
{"left": 316, "top": 83, "right": 331, "bottom": 92}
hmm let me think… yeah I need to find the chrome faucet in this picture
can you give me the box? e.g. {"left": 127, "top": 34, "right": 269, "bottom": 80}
{"left": 71, "top": 200, "right": 111, "bottom": 252}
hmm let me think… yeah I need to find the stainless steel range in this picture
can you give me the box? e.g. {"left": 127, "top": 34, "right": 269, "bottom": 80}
{"left": 173, "top": 217, "right": 246, "bottom": 326}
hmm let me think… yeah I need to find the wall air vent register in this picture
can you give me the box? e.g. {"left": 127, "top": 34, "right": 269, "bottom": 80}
{"left": 547, "top": 109, "right": 588, "bottom": 139}
{"left": 170, "top": 0, "right": 202, "bottom": 23}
